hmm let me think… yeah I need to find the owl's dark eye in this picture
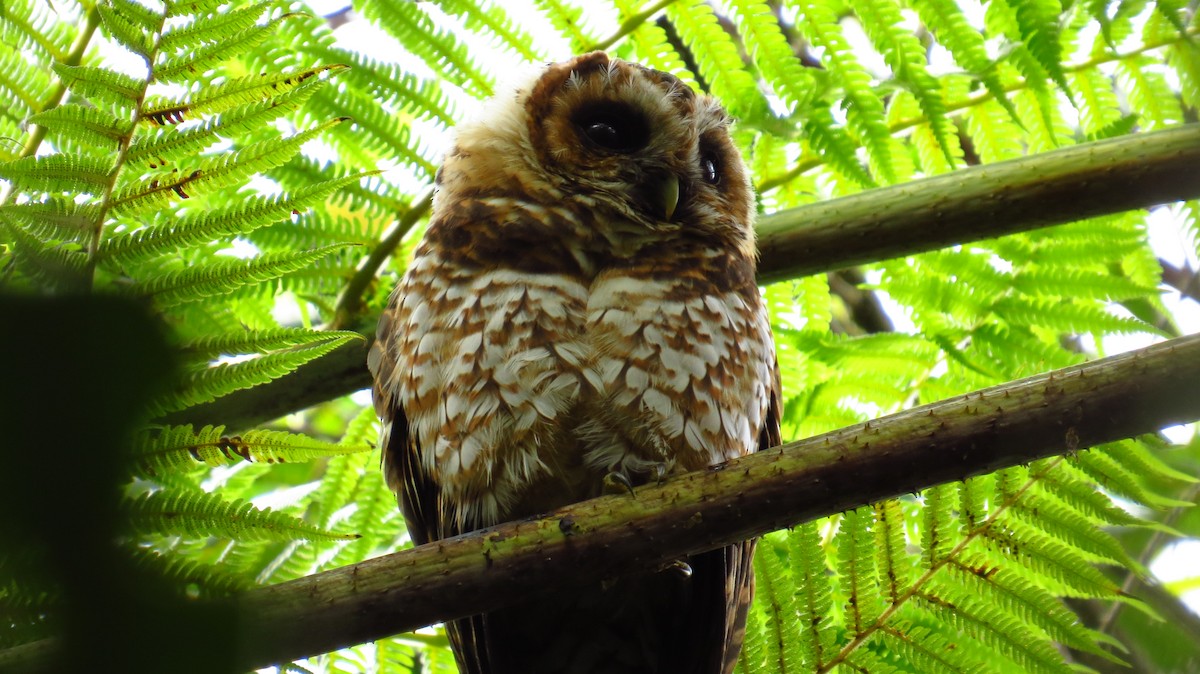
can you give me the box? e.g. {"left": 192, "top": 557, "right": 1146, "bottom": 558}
{"left": 575, "top": 103, "right": 650, "bottom": 153}
{"left": 700, "top": 154, "right": 721, "bottom": 184}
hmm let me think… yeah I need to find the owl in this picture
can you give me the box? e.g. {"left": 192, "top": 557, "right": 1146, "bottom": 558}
{"left": 368, "top": 51, "right": 781, "bottom": 674}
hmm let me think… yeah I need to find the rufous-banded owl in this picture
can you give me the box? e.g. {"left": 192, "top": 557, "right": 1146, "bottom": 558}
{"left": 369, "top": 51, "right": 781, "bottom": 674}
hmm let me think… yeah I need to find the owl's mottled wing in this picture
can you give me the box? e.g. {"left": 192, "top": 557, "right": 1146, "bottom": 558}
{"left": 701, "top": 354, "right": 781, "bottom": 674}
{"left": 369, "top": 307, "right": 439, "bottom": 546}
{"left": 368, "top": 308, "right": 496, "bottom": 674}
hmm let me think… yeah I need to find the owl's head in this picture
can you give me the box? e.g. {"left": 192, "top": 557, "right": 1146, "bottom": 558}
{"left": 439, "top": 52, "right": 756, "bottom": 259}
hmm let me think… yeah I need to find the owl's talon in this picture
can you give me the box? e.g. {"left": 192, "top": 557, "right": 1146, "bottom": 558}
{"left": 604, "top": 470, "right": 637, "bottom": 497}
{"left": 669, "top": 560, "right": 693, "bottom": 577}
{"left": 653, "top": 463, "right": 669, "bottom": 485}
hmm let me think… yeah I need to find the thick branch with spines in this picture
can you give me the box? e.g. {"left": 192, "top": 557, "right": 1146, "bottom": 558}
{"left": 163, "top": 123, "right": 1200, "bottom": 432}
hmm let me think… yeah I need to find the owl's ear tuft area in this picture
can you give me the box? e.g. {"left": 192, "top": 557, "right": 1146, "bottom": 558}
{"left": 564, "top": 51, "right": 612, "bottom": 78}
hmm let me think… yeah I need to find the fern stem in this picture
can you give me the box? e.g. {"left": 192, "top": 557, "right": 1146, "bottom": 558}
{"left": 82, "top": 6, "right": 171, "bottom": 289}
{"left": 331, "top": 187, "right": 433, "bottom": 331}
{"left": 589, "top": 0, "right": 682, "bottom": 52}
{"left": 23, "top": 8, "right": 100, "bottom": 160}
{"left": 0, "top": 6, "right": 101, "bottom": 207}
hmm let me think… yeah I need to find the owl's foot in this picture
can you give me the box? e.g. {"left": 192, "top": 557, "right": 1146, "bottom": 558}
{"left": 603, "top": 459, "right": 675, "bottom": 497}
{"left": 668, "top": 559, "right": 693, "bottom": 577}
{"left": 603, "top": 470, "right": 637, "bottom": 497}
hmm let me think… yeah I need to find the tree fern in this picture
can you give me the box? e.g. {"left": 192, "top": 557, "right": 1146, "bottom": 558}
{"left": 790, "top": 0, "right": 898, "bottom": 183}
{"left": 132, "top": 423, "right": 371, "bottom": 477}
{"left": 125, "top": 487, "right": 359, "bottom": 541}
{"left": 2, "top": 0, "right": 1198, "bottom": 672}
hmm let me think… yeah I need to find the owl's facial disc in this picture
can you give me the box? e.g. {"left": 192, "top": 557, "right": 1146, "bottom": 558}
{"left": 570, "top": 99, "right": 677, "bottom": 219}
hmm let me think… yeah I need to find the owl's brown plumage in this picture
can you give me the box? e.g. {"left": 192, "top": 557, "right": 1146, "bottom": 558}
{"left": 369, "top": 52, "right": 780, "bottom": 674}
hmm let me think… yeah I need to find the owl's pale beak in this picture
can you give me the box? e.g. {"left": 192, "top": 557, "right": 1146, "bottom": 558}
{"left": 657, "top": 174, "right": 680, "bottom": 221}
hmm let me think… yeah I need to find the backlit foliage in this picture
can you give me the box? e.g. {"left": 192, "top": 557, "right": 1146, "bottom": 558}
{"left": 1, "top": 0, "right": 1198, "bottom": 672}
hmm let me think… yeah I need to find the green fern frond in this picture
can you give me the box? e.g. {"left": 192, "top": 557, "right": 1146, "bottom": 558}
{"left": 535, "top": 0, "right": 597, "bottom": 51}
{"left": 1109, "top": 437, "right": 1198, "bottom": 485}
{"left": 1007, "top": 0, "right": 1072, "bottom": 97}
{"left": 0, "top": 0, "right": 73, "bottom": 61}
{"left": 51, "top": 62, "right": 143, "bottom": 111}
{"left": 150, "top": 329, "right": 358, "bottom": 416}
{"left": 325, "top": 475, "right": 405, "bottom": 572}
{"left": 729, "top": 0, "right": 814, "bottom": 112}
{"left": 790, "top": 521, "right": 840, "bottom": 668}
{"left": 103, "top": 0, "right": 165, "bottom": 32}
{"left": 163, "top": 0, "right": 226, "bottom": 18}
{"left": 750, "top": 535, "right": 806, "bottom": 672}
{"left": 157, "top": 1, "right": 271, "bottom": 53}
{"left": 101, "top": 174, "right": 368, "bottom": 264}
{"left": 872, "top": 620, "right": 974, "bottom": 673}
{"left": 0, "top": 214, "right": 88, "bottom": 286}
{"left": 1010, "top": 267, "right": 1155, "bottom": 302}
{"left": 921, "top": 575, "right": 1076, "bottom": 673}
{"left": 96, "top": 0, "right": 157, "bottom": 59}
{"left": 438, "top": 0, "right": 541, "bottom": 60}
{"left": 0, "top": 199, "right": 98, "bottom": 240}
{"left": 154, "top": 13, "right": 302, "bottom": 84}
{"left": 357, "top": 0, "right": 493, "bottom": 97}
{"left": 126, "top": 76, "right": 328, "bottom": 171}
{"left": 956, "top": 550, "right": 1126, "bottom": 661}
{"left": 178, "top": 327, "right": 364, "bottom": 360}
{"left": 136, "top": 243, "right": 350, "bottom": 307}
{"left": 990, "top": 296, "right": 1156, "bottom": 335}
{"left": 0, "top": 49, "right": 50, "bottom": 136}
{"left": 27, "top": 104, "right": 132, "bottom": 152}
{"left": 1006, "top": 486, "right": 1139, "bottom": 568}
{"left": 141, "top": 65, "right": 346, "bottom": 126}
{"left": 1038, "top": 461, "right": 1159, "bottom": 529}
{"left": 1014, "top": 85, "right": 1072, "bottom": 152}
{"left": 873, "top": 499, "right": 914, "bottom": 602}
{"left": 608, "top": 0, "right": 698, "bottom": 86}
{"left": 984, "top": 513, "right": 1123, "bottom": 599}
{"left": 1167, "top": 42, "right": 1200, "bottom": 111}
{"left": 1070, "top": 67, "right": 1123, "bottom": 137}
{"left": 307, "top": 47, "right": 456, "bottom": 125}
{"left": 791, "top": 0, "right": 896, "bottom": 182}
{"left": 125, "top": 487, "right": 359, "bottom": 541}
{"left": 801, "top": 107, "right": 877, "bottom": 188}
{"left": 309, "top": 450, "right": 377, "bottom": 528}
{"left": 1117, "top": 57, "right": 1185, "bottom": 128}
{"left": 113, "top": 117, "right": 349, "bottom": 214}
{"left": 126, "top": 546, "right": 253, "bottom": 597}
{"left": 837, "top": 507, "right": 885, "bottom": 633}
{"left": 965, "top": 97, "right": 1027, "bottom": 163}
{"left": 854, "top": 0, "right": 958, "bottom": 167}
{"left": 0, "top": 154, "right": 113, "bottom": 193}
{"left": 912, "top": 0, "right": 1022, "bottom": 126}
{"left": 308, "top": 89, "right": 438, "bottom": 177}
{"left": 132, "top": 423, "right": 371, "bottom": 477}
{"left": 668, "top": 0, "right": 769, "bottom": 121}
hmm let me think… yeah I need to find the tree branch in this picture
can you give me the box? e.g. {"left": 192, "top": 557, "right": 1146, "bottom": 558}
{"left": 163, "top": 124, "right": 1200, "bottom": 432}
{"left": 755, "top": 123, "right": 1200, "bottom": 284}
{"left": 144, "top": 332, "right": 1200, "bottom": 670}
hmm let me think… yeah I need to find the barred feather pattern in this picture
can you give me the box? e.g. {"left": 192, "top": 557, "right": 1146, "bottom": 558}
{"left": 369, "top": 51, "right": 780, "bottom": 674}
